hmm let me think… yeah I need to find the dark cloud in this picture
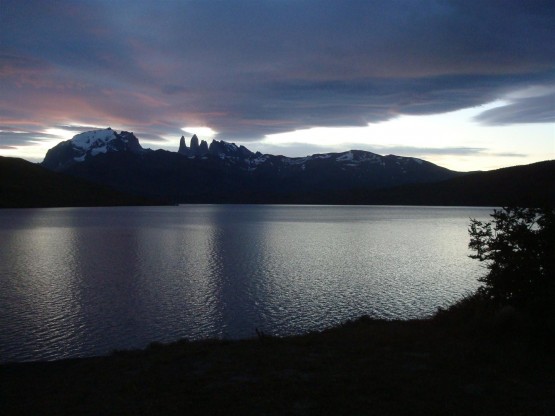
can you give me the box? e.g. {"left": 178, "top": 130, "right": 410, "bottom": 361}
{"left": 475, "top": 92, "right": 555, "bottom": 125}
{"left": 1, "top": 0, "right": 554, "bottom": 146}
{"left": 375, "top": 146, "right": 488, "bottom": 156}
{"left": 0, "top": 54, "right": 49, "bottom": 75}
{"left": 374, "top": 146, "right": 526, "bottom": 158}
{"left": 0, "top": 130, "right": 56, "bottom": 147}
{"left": 54, "top": 124, "right": 106, "bottom": 132}
{"left": 492, "top": 152, "right": 529, "bottom": 158}
{"left": 256, "top": 142, "right": 527, "bottom": 160}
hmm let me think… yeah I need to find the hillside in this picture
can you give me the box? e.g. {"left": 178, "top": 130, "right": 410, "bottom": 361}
{"left": 351, "top": 160, "right": 555, "bottom": 207}
{"left": 0, "top": 156, "right": 159, "bottom": 208}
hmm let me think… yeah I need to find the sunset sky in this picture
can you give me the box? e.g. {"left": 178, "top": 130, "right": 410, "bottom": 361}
{"left": 1, "top": 0, "right": 554, "bottom": 171}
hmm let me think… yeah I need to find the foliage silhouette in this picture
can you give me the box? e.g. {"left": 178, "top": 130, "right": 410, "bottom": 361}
{"left": 468, "top": 206, "right": 555, "bottom": 318}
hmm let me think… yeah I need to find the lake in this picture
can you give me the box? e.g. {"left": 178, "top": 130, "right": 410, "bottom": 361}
{"left": 0, "top": 205, "right": 492, "bottom": 363}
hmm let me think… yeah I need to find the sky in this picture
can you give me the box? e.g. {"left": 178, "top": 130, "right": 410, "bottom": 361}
{"left": 1, "top": 0, "right": 554, "bottom": 172}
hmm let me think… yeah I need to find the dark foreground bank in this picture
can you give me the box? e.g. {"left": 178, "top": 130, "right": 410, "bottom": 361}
{"left": 2, "top": 304, "right": 554, "bottom": 416}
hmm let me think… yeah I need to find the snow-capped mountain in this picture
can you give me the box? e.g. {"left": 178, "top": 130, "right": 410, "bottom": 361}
{"left": 175, "top": 135, "right": 429, "bottom": 174}
{"left": 42, "top": 128, "right": 143, "bottom": 170}
{"left": 41, "top": 129, "right": 462, "bottom": 203}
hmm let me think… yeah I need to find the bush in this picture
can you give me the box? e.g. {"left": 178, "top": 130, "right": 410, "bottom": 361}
{"left": 468, "top": 206, "right": 554, "bottom": 317}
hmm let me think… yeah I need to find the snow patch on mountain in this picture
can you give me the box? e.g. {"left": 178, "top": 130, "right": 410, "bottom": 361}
{"left": 72, "top": 129, "right": 118, "bottom": 150}
{"left": 283, "top": 156, "right": 309, "bottom": 166}
{"left": 73, "top": 131, "right": 114, "bottom": 160}
{"left": 41, "top": 128, "right": 144, "bottom": 171}
{"left": 250, "top": 155, "right": 269, "bottom": 165}
{"left": 336, "top": 151, "right": 354, "bottom": 162}
{"left": 89, "top": 147, "right": 108, "bottom": 157}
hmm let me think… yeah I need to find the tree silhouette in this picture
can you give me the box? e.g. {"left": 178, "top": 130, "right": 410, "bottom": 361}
{"left": 468, "top": 207, "right": 554, "bottom": 316}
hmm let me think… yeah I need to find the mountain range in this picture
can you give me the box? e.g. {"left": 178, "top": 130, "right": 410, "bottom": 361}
{"left": 41, "top": 128, "right": 462, "bottom": 203}
{"left": 2, "top": 128, "right": 553, "bottom": 207}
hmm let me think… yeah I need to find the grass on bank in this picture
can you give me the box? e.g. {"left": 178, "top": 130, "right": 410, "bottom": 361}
{"left": 1, "top": 294, "right": 554, "bottom": 416}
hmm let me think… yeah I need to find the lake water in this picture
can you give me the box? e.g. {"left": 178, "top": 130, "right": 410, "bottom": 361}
{"left": 0, "top": 205, "right": 492, "bottom": 363}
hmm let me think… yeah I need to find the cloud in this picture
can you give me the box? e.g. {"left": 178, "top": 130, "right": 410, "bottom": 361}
{"left": 0, "top": 54, "right": 49, "bottom": 77}
{"left": 475, "top": 92, "right": 555, "bottom": 125}
{"left": 0, "top": 130, "right": 57, "bottom": 147}
{"left": 53, "top": 124, "right": 107, "bottom": 132}
{"left": 372, "top": 146, "right": 527, "bottom": 158}
{"left": 373, "top": 146, "right": 488, "bottom": 156}
{"left": 1, "top": 0, "right": 554, "bottom": 146}
{"left": 254, "top": 141, "right": 528, "bottom": 160}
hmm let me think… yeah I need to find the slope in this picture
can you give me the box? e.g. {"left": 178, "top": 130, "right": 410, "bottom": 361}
{"left": 355, "top": 160, "right": 555, "bottom": 207}
{"left": 0, "top": 156, "right": 158, "bottom": 208}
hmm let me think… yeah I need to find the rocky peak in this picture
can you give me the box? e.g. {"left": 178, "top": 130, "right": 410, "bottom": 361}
{"left": 190, "top": 134, "right": 199, "bottom": 153}
{"left": 178, "top": 134, "right": 209, "bottom": 157}
{"left": 208, "top": 139, "right": 255, "bottom": 159}
{"left": 199, "top": 140, "right": 209, "bottom": 155}
{"left": 41, "top": 128, "right": 144, "bottom": 171}
{"left": 178, "top": 136, "right": 187, "bottom": 154}
{"left": 179, "top": 134, "right": 257, "bottom": 159}
{"left": 117, "top": 131, "right": 143, "bottom": 154}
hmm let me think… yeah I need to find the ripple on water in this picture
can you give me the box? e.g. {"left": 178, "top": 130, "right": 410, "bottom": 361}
{"left": 0, "top": 205, "right": 489, "bottom": 362}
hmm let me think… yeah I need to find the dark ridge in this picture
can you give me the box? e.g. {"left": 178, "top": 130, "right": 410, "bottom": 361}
{"left": 348, "top": 160, "right": 555, "bottom": 207}
{"left": 0, "top": 156, "right": 162, "bottom": 208}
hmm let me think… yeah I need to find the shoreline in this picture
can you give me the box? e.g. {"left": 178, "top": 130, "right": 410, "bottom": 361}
{"left": 2, "top": 314, "right": 553, "bottom": 415}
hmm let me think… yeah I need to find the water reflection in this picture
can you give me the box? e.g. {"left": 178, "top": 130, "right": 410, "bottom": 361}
{"left": 204, "top": 205, "right": 273, "bottom": 338}
{"left": 131, "top": 219, "right": 222, "bottom": 342}
{"left": 0, "top": 205, "right": 491, "bottom": 362}
{"left": 0, "top": 210, "right": 84, "bottom": 360}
